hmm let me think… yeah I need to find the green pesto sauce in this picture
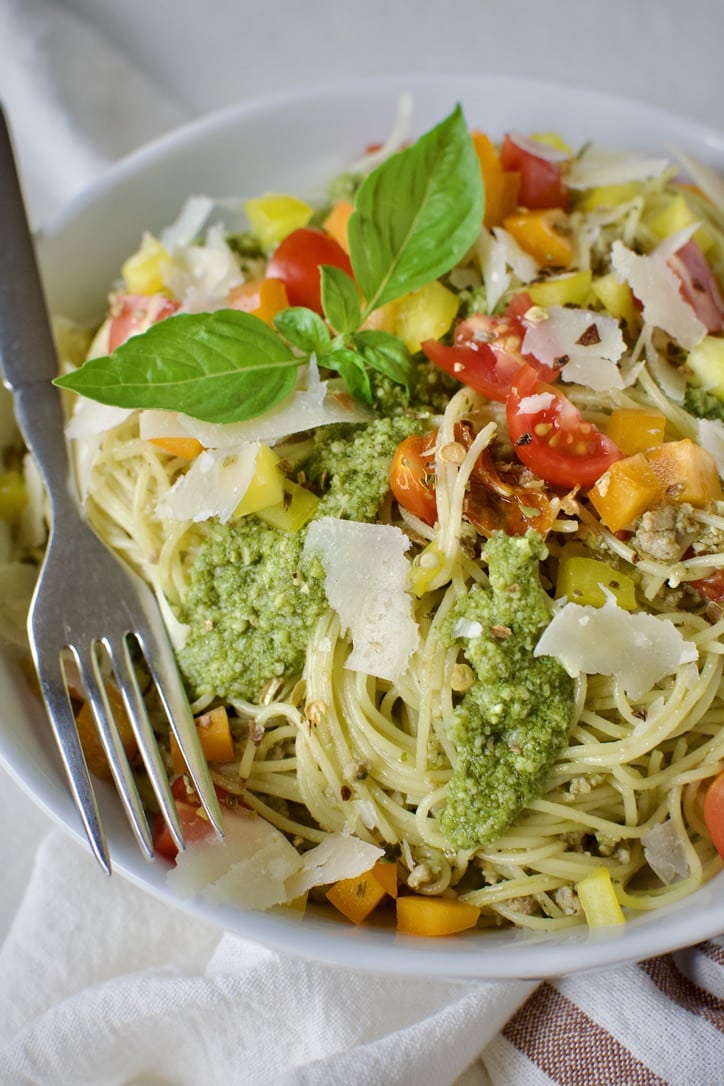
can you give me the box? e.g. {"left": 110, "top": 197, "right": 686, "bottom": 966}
{"left": 178, "top": 412, "right": 424, "bottom": 702}
{"left": 440, "top": 530, "right": 575, "bottom": 849}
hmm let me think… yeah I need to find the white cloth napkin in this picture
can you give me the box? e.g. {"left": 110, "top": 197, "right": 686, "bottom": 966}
{"left": 1, "top": 3, "right": 724, "bottom": 1084}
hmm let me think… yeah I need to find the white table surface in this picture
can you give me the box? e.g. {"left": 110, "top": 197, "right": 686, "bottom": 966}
{"left": 1, "top": 0, "right": 723, "bottom": 944}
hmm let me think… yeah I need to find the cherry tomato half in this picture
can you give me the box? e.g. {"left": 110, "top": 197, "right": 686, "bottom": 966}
{"left": 152, "top": 777, "right": 240, "bottom": 861}
{"left": 668, "top": 239, "right": 724, "bottom": 334}
{"left": 499, "top": 134, "right": 569, "bottom": 210}
{"left": 421, "top": 300, "right": 560, "bottom": 402}
{"left": 506, "top": 364, "right": 623, "bottom": 489}
{"left": 265, "top": 226, "right": 353, "bottom": 314}
{"left": 703, "top": 772, "right": 724, "bottom": 858}
{"left": 389, "top": 433, "right": 438, "bottom": 525}
{"left": 108, "top": 293, "right": 180, "bottom": 352}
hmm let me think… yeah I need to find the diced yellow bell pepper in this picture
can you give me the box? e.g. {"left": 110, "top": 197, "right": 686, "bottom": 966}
{"left": 577, "top": 182, "right": 643, "bottom": 212}
{"left": 244, "top": 193, "right": 314, "bottom": 251}
{"left": 576, "top": 866, "right": 625, "bottom": 927}
{"left": 396, "top": 895, "right": 481, "bottom": 936}
{"left": 588, "top": 453, "right": 666, "bottom": 532}
{"left": 322, "top": 199, "right": 354, "bottom": 254}
{"left": 643, "top": 192, "right": 713, "bottom": 254}
{"left": 502, "top": 208, "right": 573, "bottom": 268}
{"left": 171, "top": 705, "right": 235, "bottom": 773}
{"left": 646, "top": 439, "right": 723, "bottom": 507}
{"left": 528, "top": 269, "right": 592, "bottom": 308}
{"left": 470, "top": 131, "right": 521, "bottom": 229}
{"left": 686, "top": 335, "right": 724, "bottom": 400}
{"left": 394, "top": 280, "right": 459, "bottom": 353}
{"left": 0, "top": 469, "right": 27, "bottom": 524}
{"left": 361, "top": 299, "right": 401, "bottom": 334}
{"left": 122, "top": 233, "right": 171, "bottom": 295}
{"left": 326, "top": 864, "right": 391, "bottom": 924}
{"left": 556, "top": 555, "right": 637, "bottom": 610}
{"left": 232, "top": 444, "right": 285, "bottom": 518}
{"left": 256, "top": 479, "right": 320, "bottom": 532}
{"left": 605, "top": 407, "right": 666, "bottom": 455}
{"left": 149, "top": 436, "right": 204, "bottom": 461}
{"left": 591, "top": 273, "right": 640, "bottom": 332}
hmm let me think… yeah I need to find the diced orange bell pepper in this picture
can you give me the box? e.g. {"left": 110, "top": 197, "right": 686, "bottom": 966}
{"left": 502, "top": 208, "right": 573, "bottom": 267}
{"left": 170, "top": 706, "right": 235, "bottom": 773}
{"left": 588, "top": 453, "right": 666, "bottom": 532}
{"left": 326, "top": 864, "right": 390, "bottom": 924}
{"left": 645, "top": 439, "right": 723, "bottom": 507}
{"left": 471, "top": 131, "right": 521, "bottom": 228}
{"left": 76, "top": 684, "right": 137, "bottom": 781}
{"left": 371, "top": 861, "right": 399, "bottom": 899}
{"left": 149, "top": 436, "right": 204, "bottom": 460}
{"left": 322, "top": 199, "right": 354, "bottom": 254}
{"left": 396, "top": 895, "right": 481, "bottom": 937}
{"left": 605, "top": 408, "right": 666, "bottom": 456}
{"left": 228, "top": 277, "right": 289, "bottom": 325}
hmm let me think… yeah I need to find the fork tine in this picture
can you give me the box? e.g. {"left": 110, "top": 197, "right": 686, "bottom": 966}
{"left": 71, "top": 643, "right": 155, "bottom": 860}
{"left": 110, "top": 633, "right": 186, "bottom": 854}
{"left": 33, "top": 650, "right": 111, "bottom": 874}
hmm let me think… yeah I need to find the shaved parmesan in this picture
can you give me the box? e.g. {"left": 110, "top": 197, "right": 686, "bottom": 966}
{"left": 522, "top": 306, "right": 626, "bottom": 390}
{"left": 167, "top": 810, "right": 383, "bottom": 910}
{"left": 173, "top": 359, "right": 370, "bottom": 448}
{"left": 474, "top": 229, "right": 511, "bottom": 313}
{"left": 566, "top": 149, "right": 669, "bottom": 189}
{"left": 508, "top": 132, "right": 569, "bottom": 163}
{"left": 611, "top": 241, "right": 706, "bottom": 350}
{"left": 164, "top": 222, "right": 243, "bottom": 312}
{"left": 167, "top": 809, "right": 303, "bottom": 910}
{"left": 642, "top": 819, "right": 690, "bottom": 885}
{"left": 672, "top": 148, "right": 724, "bottom": 216}
{"left": 534, "top": 593, "right": 698, "bottom": 699}
{"left": 285, "top": 835, "right": 384, "bottom": 900}
{"left": 66, "top": 398, "right": 134, "bottom": 440}
{"left": 156, "top": 443, "right": 259, "bottom": 523}
{"left": 303, "top": 518, "right": 418, "bottom": 682}
{"left": 160, "top": 194, "right": 216, "bottom": 251}
{"left": 492, "top": 227, "right": 539, "bottom": 283}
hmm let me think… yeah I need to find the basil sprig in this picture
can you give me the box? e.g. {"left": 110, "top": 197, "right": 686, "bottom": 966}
{"left": 55, "top": 104, "right": 484, "bottom": 424}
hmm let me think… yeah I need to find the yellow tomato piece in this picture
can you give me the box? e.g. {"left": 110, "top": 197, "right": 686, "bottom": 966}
{"left": 149, "top": 436, "right": 204, "bottom": 460}
{"left": 577, "top": 182, "right": 643, "bottom": 212}
{"left": 244, "top": 193, "right": 313, "bottom": 250}
{"left": 122, "top": 233, "right": 170, "bottom": 295}
{"left": 605, "top": 407, "right": 666, "bottom": 455}
{"left": 396, "top": 895, "right": 481, "bottom": 937}
{"left": 591, "top": 273, "right": 639, "bottom": 332}
{"left": 0, "top": 469, "right": 27, "bottom": 524}
{"left": 326, "top": 868, "right": 389, "bottom": 925}
{"left": 576, "top": 866, "right": 625, "bottom": 927}
{"left": 470, "top": 131, "right": 521, "bottom": 228}
{"left": 528, "top": 269, "right": 592, "bottom": 308}
{"left": 322, "top": 199, "right": 354, "bottom": 254}
{"left": 588, "top": 453, "right": 666, "bottom": 532}
{"left": 171, "top": 705, "right": 235, "bottom": 773}
{"left": 394, "top": 280, "right": 459, "bottom": 353}
{"left": 502, "top": 208, "right": 573, "bottom": 268}
{"left": 233, "top": 444, "right": 284, "bottom": 518}
{"left": 646, "top": 439, "right": 723, "bottom": 507}
{"left": 556, "top": 555, "right": 637, "bottom": 611}
{"left": 256, "top": 479, "right": 320, "bottom": 532}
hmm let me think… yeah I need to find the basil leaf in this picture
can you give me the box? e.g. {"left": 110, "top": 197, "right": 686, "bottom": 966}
{"left": 273, "top": 306, "right": 331, "bottom": 354}
{"left": 348, "top": 104, "right": 484, "bottom": 317}
{"left": 53, "top": 309, "right": 300, "bottom": 424}
{"left": 352, "top": 329, "right": 414, "bottom": 393}
{"left": 327, "top": 345, "right": 372, "bottom": 405}
{"left": 320, "top": 265, "right": 362, "bottom": 334}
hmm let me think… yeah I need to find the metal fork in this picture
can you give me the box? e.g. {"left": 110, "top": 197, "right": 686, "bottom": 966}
{"left": 0, "top": 107, "right": 223, "bottom": 873}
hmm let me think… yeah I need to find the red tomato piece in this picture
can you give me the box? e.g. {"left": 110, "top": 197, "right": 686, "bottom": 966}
{"left": 421, "top": 302, "right": 560, "bottom": 402}
{"left": 499, "top": 134, "right": 568, "bottom": 210}
{"left": 689, "top": 569, "right": 724, "bottom": 604}
{"left": 506, "top": 364, "right": 623, "bottom": 489}
{"left": 667, "top": 239, "right": 724, "bottom": 333}
{"left": 152, "top": 777, "right": 240, "bottom": 861}
{"left": 389, "top": 433, "right": 438, "bottom": 525}
{"left": 704, "top": 772, "right": 724, "bottom": 858}
{"left": 265, "top": 226, "right": 353, "bottom": 314}
{"left": 108, "top": 293, "right": 179, "bottom": 352}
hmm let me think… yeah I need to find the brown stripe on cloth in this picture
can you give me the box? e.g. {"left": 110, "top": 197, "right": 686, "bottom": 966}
{"left": 640, "top": 953, "right": 724, "bottom": 1034}
{"left": 698, "top": 940, "right": 724, "bottom": 968}
{"left": 503, "top": 980, "right": 668, "bottom": 1085}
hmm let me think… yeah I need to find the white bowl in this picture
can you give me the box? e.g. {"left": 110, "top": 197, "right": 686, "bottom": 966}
{"left": 5, "top": 74, "right": 724, "bottom": 978}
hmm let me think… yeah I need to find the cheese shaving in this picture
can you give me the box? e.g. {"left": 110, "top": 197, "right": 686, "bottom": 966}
{"left": 303, "top": 518, "right": 419, "bottom": 682}
{"left": 611, "top": 240, "right": 706, "bottom": 350}
{"left": 522, "top": 306, "right": 626, "bottom": 390}
{"left": 566, "top": 149, "right": 669, "bottom": 189}
{"left": 156, "top": 443, "right": 259, "bottom": 523}
{"left": 534, "top": 592, "right": 698, "bottom": 699}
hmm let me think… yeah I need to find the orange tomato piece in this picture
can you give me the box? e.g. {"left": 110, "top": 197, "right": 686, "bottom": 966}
{"left": 396, "top": 895, "right": 481, "bottom": 937}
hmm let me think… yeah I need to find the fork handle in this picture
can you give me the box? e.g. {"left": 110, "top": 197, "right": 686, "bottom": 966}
{"left": 0, "top": 108, "right": 76, "bottom": 512}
